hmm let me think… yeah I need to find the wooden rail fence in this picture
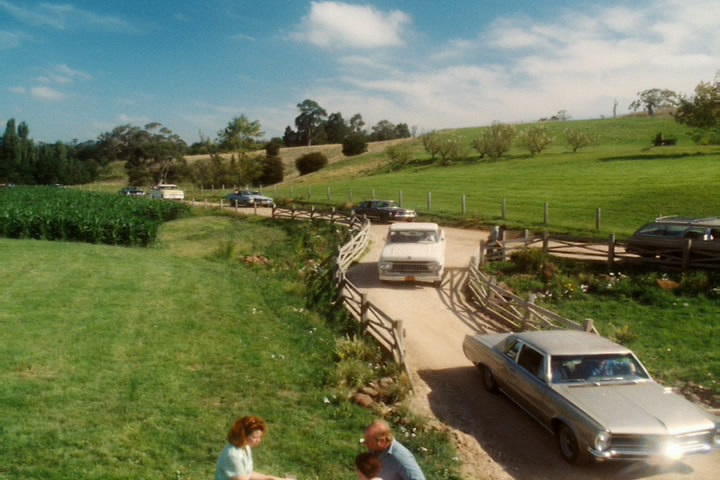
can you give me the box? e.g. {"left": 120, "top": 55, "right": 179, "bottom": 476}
{"left": 269, "top": 206, "right": 409, "bottom": 373}
{"left": 467, "top": 256, "right": 599, "bottom": 335}
{"left": 480, "top": 230, "right": 720, "bottom": 271}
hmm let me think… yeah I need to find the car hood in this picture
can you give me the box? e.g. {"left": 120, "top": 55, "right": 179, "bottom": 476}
{"left": 380, "top": 243, "right": 443, "bottom": 261}
{"left": 382, "top": 207, "right": 414, "bottom": 214}
{"left": 554, "top": 382, "right": 715, "bottom": 435}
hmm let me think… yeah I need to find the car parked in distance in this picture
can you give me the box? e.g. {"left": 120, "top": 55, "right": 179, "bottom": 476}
{"left": 352, "top": 200, "right": 416, "bottom": 222}
{"left": 463, "top": 329, "right": 720, "bottom": 465}
{"left": 225, "top": 190, "right": 274, "bottom": 207}
{"left": 119, "top": 186, "right": 145, "bottom": 196}
{"left": 626, "top": 216, "right": 720, "bottom": 256}
{"left": 378, "top": 222, "right": 445, "bottom": 286}
{"left": 150, "top": 183, "right": 184, "bottom": 201}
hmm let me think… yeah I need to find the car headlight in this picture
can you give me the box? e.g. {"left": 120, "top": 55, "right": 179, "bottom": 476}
{"left": 430, "top": 262, "right": 441, "bottom": 272}
{"left": 379, "top": 262, "right": 392, "bottom": 271}
{"left": 594, "top": 431, "right": 610, "bottom": 452}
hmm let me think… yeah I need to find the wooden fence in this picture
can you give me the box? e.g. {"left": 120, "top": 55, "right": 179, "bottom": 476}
{"left": 480, "top": 230, "right": 720, "bottom": 271}
{"left": 467, "top": 257, "right": 599, "bottom": 335}
{"left": 270, "top": 206, "right": 409, "bottom": 373}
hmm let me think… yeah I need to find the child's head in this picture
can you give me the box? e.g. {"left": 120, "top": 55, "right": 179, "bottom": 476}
{"left": 355, "top": 452, "right": 381, "bottom": 479}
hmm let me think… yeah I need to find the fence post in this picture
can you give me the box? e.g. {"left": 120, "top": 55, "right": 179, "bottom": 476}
{"left": 462, "top": 194, "right": 467, "bottom": 215}
{"left": 398, "top": 191, "right": 403, "bottom": 207}
{"left": 392, "top": 319, "right": 405, "bottom": 365}
{"left": 427, "top": 191, "right": 432, "bottom": 211}
{"left": 327, "top": 186, "right": 331, "bottom": 201}
{"left": 501, "top": 229, "right": 508, "bottom": 261}
{"left": 478, "top": 240, "right": 486, "bottom": 267}
{"left": 272, "top": 205, "right": 276, "bottom": 217}
{"left": 543, "top": 231, "right": 550, "bottom": 253}
{"left": 524, "top": 229, "right": 530, "bottom": 246}
{"left": 204, "top": 198, "right": 208, "bottom": 208}
{"left": 349, "top": 188, "right": 353, "bottom": 203}
{"left": 220, "top": 199, "right": 224, "bottom": 210}
{"left": 523, "top": 294, "right": 536, "bottom": 330}
{"left": 291, "top": 207, "right": 296, "bottom": 220}
{"left": 596, "top": 208, "right": 601, "bottom": 231}
{"left": 291, "top": 186, "right": 294, "bottom": 197}
{"left": 360, "top": 293, "right": 369, "bottom": 330}
{"left": 502, "top": 198, "right": 507, "bottom": 220}
{"left": 330, "top": 207, "right": 336, "bottom": 223}
{"left": 307, "top": 186, "right": 311, "bottom": 199}
{"left": 584, "top": 318, "right": 595, "bottom": 333}
{"left": 372, "top": 188, "right": 375, "bottom": 200}
{"left": 253, "top": 201, "right": 257, "bottom": 216}
{"left": 682, "top": 238, "right": 692, "bottom": 271}
{"left": 608, "top": 234, "right": 615, "bottom": 270}
{"left": 311, "top": 205, "right": 315, "bottom": 219}
{"left": 544, "top": 202, "right": 549, "bottom": 225}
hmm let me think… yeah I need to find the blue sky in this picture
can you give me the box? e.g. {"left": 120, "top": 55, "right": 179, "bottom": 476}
{"left": 1, "top": 0, "right": 718, "bottom": 144}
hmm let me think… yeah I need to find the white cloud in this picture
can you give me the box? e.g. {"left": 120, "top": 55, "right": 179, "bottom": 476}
{"left": 9, "top": 86, "right": 26, "bottom": 95}
{"left": 291, "top": 1, "right": 411, "bottom": 49}
{"left": 31, "top": 86, "right": 65, "bottom": 101}
{"left": 300, "top": 0, "right": 720, "bottom": 133}
{"left": 0, "top": 0, "right": 138, "bottom": 32}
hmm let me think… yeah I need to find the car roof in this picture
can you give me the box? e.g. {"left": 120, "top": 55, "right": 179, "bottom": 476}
{"left": 512, "top": 330, "right": 631, "bottom": 356}
{"left": 389, "top": 222, "right": 439, "bottom": 232}
{"left": 650, "top": 216, "right": 720, "bottom": 227}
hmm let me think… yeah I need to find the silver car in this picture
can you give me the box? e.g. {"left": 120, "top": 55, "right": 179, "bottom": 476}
{"left": 463, "top": 330, "right": 719, "bottom": 464}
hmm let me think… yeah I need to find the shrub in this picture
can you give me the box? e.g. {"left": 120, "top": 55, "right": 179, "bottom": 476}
{"left": 259, "top": 155, "right": 284, "bottom": 185}
{"left": 342, "top": 134, "right": 367, "bottom": 156}
{"left": 565, "top": 128, "right": 597, "bottom": 152}
{"left": 436, "top": 134, "right": 466, "bottom": 164}
{"left": 385, "top": 143, "right": 414, "bottom": 170}
{"left": 264, "top": 137, "right": 283, "bottom": 156}
{"left": 295, "top": 152, "right": 328, "bottom": 175}
{"left": 421, "top": 131, "right": 443, "bottom": 159}
{"left": 471, "top": 122, "right": 515, "bottom": 160}
{"left": 517, "top": 126, "right": 554, "bottom": 155}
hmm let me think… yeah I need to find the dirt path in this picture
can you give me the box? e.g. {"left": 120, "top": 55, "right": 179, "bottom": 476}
{"left": 346, "top": 223, "right": 720, "bottom": 480}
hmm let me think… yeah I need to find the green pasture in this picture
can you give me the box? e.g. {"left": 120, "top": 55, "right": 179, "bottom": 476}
{"left": 264, "top": 115, "right": 720, "bottom": 238}
{"left": 0, "top": 215, "right": 459, "bottom": 480}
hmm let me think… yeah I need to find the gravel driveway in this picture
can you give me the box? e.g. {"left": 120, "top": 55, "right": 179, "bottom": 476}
{"left": 346, "top": 223, "right": 720, "bottom": 480}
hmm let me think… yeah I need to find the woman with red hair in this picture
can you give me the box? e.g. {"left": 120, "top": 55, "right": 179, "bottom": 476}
{"left": 215, "top": 416, "right": 291, "bottom": 480}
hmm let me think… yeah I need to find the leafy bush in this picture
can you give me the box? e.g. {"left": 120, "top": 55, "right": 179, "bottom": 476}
{"left": 385, "top": 143, "right": 414, "bottom": 170}
{"left": 471, "top": 122, "right": 515, "bottom": 160}
{"left": 264, "top": 137, "right": 283, "bottom": 156}
{"left": 259, "top": 155, "right": 284, "bottom": 185}
{"left": 436, "top": 134, "right": 467, "bottom": 165}
{"left": 565, "top": 128, "right": 598, "bottom": 152}
{"left": 295, "top": 152, "right": 328, "bottom": 175}
{"left": 421, "top": 131, "right": 443, "bottom": 159}
{"left": 517, "top": 126, "right": 554, "bottom": 155}
{"left": 342, "top": 134, "right": 368, "bottom": 156}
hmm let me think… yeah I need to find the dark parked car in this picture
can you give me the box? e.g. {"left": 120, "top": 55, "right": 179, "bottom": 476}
{"left": 626, "top": 216, "right": 720, "bottom": 256}
{"left": 119, "top": 186, "right": 145, "bottom": 196}
{"left": 351, "top": 200, "right": 416, "bottom": 222}
{"left": 463, "top": 330, "right": 720, "bottom": 464}
{"left": 226, "top": 190, "right": 274, "bottom": 207}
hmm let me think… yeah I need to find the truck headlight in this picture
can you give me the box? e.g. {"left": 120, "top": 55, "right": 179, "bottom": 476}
{"left": 594, "top": 431, "right": 610, "bottom": 452}
{"left": 430, "top": 262, "right": 441, "bottom": 272}
{"left": 379, "top": 262, "right": 392, "bottom": 271}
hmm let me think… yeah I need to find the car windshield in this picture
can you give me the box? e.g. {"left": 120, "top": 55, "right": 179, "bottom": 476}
{"left": 378, "top": 201, "right": 399, "bottom": 208}
{"left": 389, "top": 230, "right": 438, "bottom": 243}
{"left": 550, "top": 354, "right": 649, "bottom": 383}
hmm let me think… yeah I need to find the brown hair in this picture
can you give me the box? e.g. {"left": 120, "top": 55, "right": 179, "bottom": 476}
{"left": 227, "top": 416, "right": 267, "bottom": 447}
{"left": 355, "top": 452, "right": 382, "bottom": 478}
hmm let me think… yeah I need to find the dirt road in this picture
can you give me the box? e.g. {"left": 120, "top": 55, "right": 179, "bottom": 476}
{"left": 346, "top": 223, "right": 720, "bottom": 480}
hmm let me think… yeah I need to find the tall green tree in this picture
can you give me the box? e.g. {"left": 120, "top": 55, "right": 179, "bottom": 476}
{"left": 349, "top": 113, "right": 366, "bottom": 135}
{"left": 295, "top": 99, "right": 327, "bottom": 146}
{"left": 325, "top": 112, "right": 349, "bottom": 143}
{"left": 218, "top": 115, "right": 264, "bottom": 152}
{"left": 629, "top": 88, "right": 679, "bottom": 116}
{"left": 674, "top": 81, "right": 720, "bottom": 144}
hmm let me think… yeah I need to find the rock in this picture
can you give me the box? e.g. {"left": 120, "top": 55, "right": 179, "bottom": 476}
{"left": 361, "top": 386, "right": 379, "bottom": 397}
{"left": 352, "top": 393, "right": 374, "bottom": 408}
{"left": 656, "top": 279, "right": 680, "bottom": 290}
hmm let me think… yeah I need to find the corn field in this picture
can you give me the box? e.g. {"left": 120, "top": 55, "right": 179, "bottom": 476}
{"left": 0, "top": 187, "right": 189, "bottom": 246}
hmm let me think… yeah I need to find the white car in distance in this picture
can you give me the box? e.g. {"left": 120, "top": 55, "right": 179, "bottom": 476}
{"left": 378, "top": 222, "right": 446, "bottom": 286}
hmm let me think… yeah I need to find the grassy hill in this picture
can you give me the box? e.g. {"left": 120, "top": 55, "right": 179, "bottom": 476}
{"left": 0, "top": 214, "right": 459, "bottom": 479}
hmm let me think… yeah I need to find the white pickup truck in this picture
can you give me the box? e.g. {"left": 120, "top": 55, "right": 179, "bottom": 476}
{"left": 378, "top": 222, "right": 446, "bottom": 286}
{"left": 150, "top": 183, "right": 184, "bottom": 201}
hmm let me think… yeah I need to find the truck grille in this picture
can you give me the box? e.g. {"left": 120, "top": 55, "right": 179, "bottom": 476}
{"left": 389, "top": 261, "right": 436, "bottom": 273}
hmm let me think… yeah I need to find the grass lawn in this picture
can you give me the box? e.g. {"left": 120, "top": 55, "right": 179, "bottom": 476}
{"left": 0, "top": 213, "right": 460, "bottom": 480}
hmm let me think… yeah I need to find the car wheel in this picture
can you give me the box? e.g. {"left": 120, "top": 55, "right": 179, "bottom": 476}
{"left": 557, "top": 423, "right": 589, "bottom": 465}
{"left": 479, "top": 364, "right": 499, "bottom": 393}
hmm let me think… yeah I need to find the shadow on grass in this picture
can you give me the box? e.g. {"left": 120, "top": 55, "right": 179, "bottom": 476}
{"left": 599, "top": 150, "right": 716, "bottom": 162}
